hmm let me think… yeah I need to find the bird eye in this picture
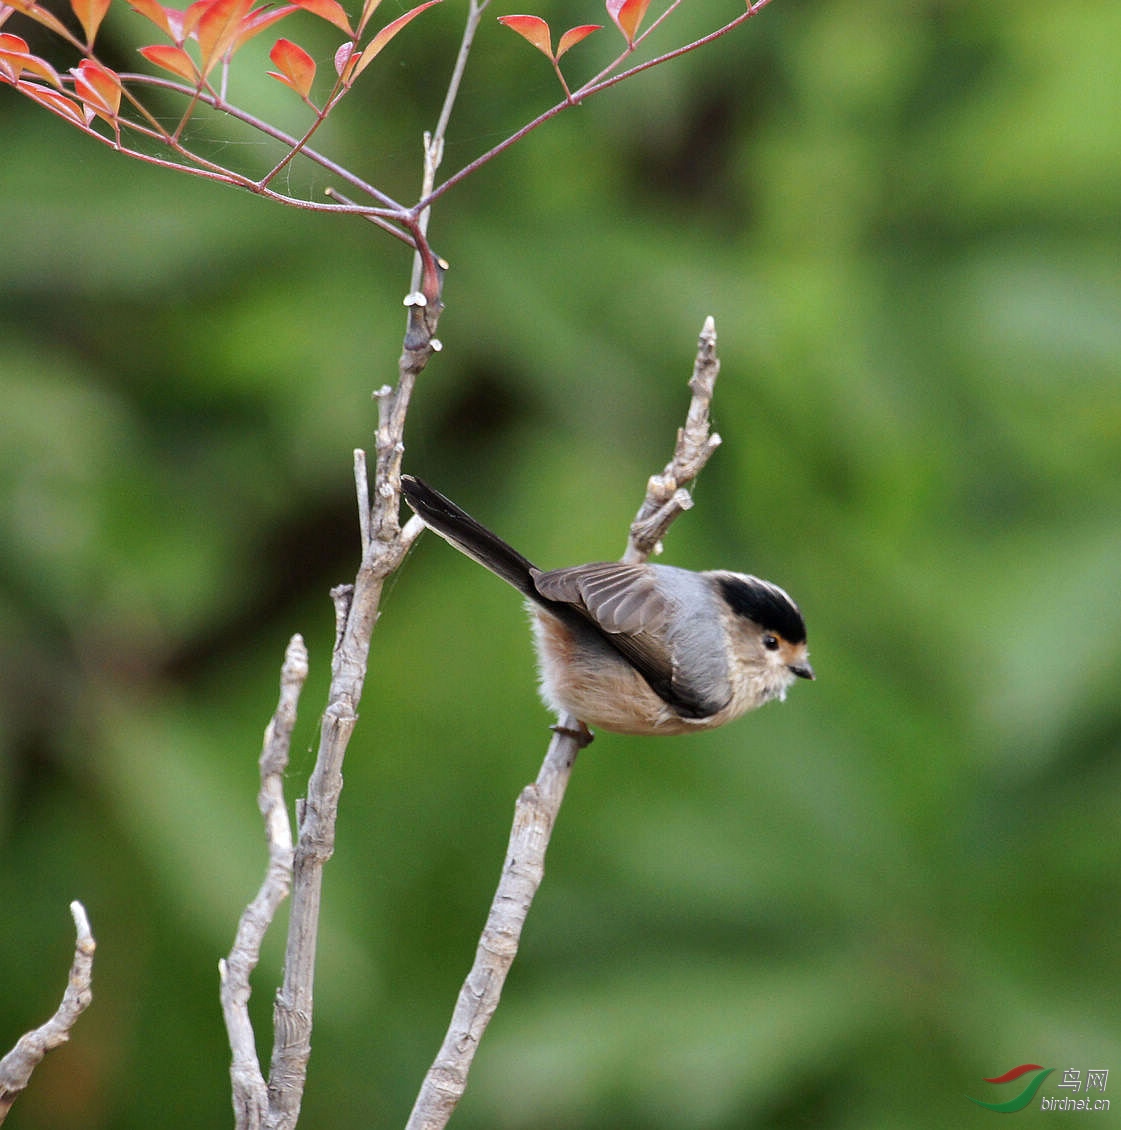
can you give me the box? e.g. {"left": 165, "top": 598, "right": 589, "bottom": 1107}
{"left": 762, "top": 634, "right": 779, "bottom": 651}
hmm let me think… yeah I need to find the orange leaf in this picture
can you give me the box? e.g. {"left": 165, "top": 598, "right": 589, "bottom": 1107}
{"left": 349, "top": 0, "right": 439, "bottom": 79}
{"left": 18, "top": 81, "right": 89, "bottom": 126}
{"left": 555, "top": 22, "right": 600, "bottom": 59}
{"left": 71, "top": 57, "right": 121, "bottom": 121}
{"left": 127, "top": 0, "right": 175, "bottom": 39}
{"left": 267, "top": 35, "right": 315, "bottom": 97}
{"left": 497, "top": 13, "right": 552, "bottom": 60}
{"left": 181, "top": 0, "right": 212, "bottom": 39}
{"left": 291, "top": 0, "right": 352, "bottom": 35}
{"left": 605, "top": 0, "right": 649, "bottom": 44}
{"left": 139, "top": 42, "right": 200, "bottom": 81}
{"left": 70, "top": 0, "right": 112, "bottom": 46}
{"left": 2, "top": 0, "right": 72, "bottom": 39}
{"left": 196, "top": 0, "right": 254, "bottom": 74}
{"left": 0, "top": 33, "right": 64, "bottom": 86}
{"left": 233, "top": 3, "right": 297, "bottom": 51}
{"left": 355, "top": 0, "right": 380, "bottom": 35}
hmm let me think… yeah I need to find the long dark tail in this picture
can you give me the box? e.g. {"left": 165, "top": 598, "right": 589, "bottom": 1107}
{"left": 400, "top": 476, "right": 539, "bottom": 598}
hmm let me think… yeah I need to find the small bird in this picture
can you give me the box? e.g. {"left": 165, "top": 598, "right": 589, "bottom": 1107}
{"left": 400, "top": 476, "right": 813, "bottom": 736}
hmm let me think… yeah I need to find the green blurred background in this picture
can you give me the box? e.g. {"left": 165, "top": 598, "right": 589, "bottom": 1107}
{"left": 2, "top": 0, "right": 1119, "bottom": 1126}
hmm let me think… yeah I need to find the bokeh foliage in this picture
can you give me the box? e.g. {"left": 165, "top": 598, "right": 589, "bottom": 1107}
{"left": 1, "top": 1, "right": 1119, "bottom": 1127}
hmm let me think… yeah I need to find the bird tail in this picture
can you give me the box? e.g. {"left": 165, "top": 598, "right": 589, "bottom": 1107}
{"left": 400, "top": 476, "right": 539, "bottom": 598}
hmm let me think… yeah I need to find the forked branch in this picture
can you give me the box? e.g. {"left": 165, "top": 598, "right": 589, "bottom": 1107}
{"left": 220, "top": 634, "right": 307, "bottom": 1130}
{"left": 404, "top": 317, "right": 724, "bottom": 1130}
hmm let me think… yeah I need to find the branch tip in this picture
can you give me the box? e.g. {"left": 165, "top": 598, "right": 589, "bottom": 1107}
{"left": 68, "top": 900, "right": 94, "bottom": 952}
{"left": 408, "top": 321, "right": 723, "bottom": 1127}
{"left": 0, "top": 902, "right": 96, "bottom": 1122}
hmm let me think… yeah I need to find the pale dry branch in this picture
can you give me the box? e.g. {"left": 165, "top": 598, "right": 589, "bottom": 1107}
{"left": 223, "top": 252, "right": 443, "bottom": 1130}
{"left": 355, "top": 449, "right": 372, "bottom": 553}
{"left": 0, "top": 901, "right": 95, "bottom": 1126}
{"left": 405, "top": 320, "right": 723, "bottom": 1130}
{"left": 221, "top": 635, "right": 307, "bottom": 1130}
{"left": 264, "top": 300, "right": 444, "bottom": 1130}
{"left": 404, "top": 720, "right": 582, "bottom": 1130}
{"left": 626, "top": 315, "right": 722, "bottom": 562}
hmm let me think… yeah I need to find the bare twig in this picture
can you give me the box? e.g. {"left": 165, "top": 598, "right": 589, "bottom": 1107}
{"left": 256, "top": 22, "right": 469, "bottom": 1108}
{"left": 625, "top": 315, "right": 722, "bottom": 562}
{"left": 355, "top": 449, "right": 372, "bottom": 554}
{"left": 220, "top": 635, "right": 307, "bottom": 1130}
{"left": 266, "top": 586, "right": 367, "bottom": 1130}
{"left": 263, "top": 262, "right": 446, "bottom": 1130}
{"left": 0, "top": 902, "right": 95, "bottom": 1126}
{"left": 411, "top": 0, "right": 490, "bottom": 291}
{"left": 405, "top": 319, "right": 724, "bottom": 1130}
{"left": 404, "top": 722, "right": 582, "bottom": 1130}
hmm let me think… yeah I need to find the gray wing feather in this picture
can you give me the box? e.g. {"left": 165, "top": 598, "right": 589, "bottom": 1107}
{"left": 532, "top": 563, "right": 729, "bottom": 719}
{"left": 533, "top": 563, "right": 670, "bottom": 635}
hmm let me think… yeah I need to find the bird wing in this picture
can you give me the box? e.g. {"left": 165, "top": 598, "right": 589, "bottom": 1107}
{"left": 532, "top": 563, "right": 724, "bottom": 719}
{"left": 533, "top": 563, "right": 671, "bottom": 634}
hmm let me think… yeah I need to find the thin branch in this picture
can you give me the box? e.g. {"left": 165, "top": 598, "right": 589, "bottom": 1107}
{"left": 111, "top": 74, "right": 410, "bottom": 214}
{"left": 0, "top": 902, "right": 96, "bottom": 1126}
{"left": 579, "top": 0, "right": 685, "bottom": 93}
{"left": 405, "top": 319, "right": 724, "bottom": 1130}
{"left": 256, "top": 63, "right": 356, "bottom": 191}
{"left": 625, "top": 315, "right": 722, "bottom": 562}
{"left": 13, "top": 0, "right": 770, "bottom": 235}
{"left": 46, "top": 107, "right": 413, "bottom": 224}
{"left": 263, "top": 284, "right": 445, "bottom": 1130}
{"left": 355, "top": 449, "right": 372, "bottom": 554}
{"left": 404, "top": 722, "right": 582, "bottom": 1130}
{"left": 324, "top": 187, "right": 417, "bottom": 248}
{"left": 220, "top": 635, "right": 307, "bottom": 1130}
{"left": 420, "top": 1, "right": 773, "bottom": 212}
{"left": 410, "top": 0, "right": 490, "bottom": 293}
{"left": 265, "top": 587, "right": 364, "bottom": 1130}
{"left": 433, "top": 0, "right": 490, "bottom": 148}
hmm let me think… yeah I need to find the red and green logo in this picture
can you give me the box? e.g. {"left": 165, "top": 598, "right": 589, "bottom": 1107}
{"left": 967, "top": 1064, "right": 1054, "bottom": 1112}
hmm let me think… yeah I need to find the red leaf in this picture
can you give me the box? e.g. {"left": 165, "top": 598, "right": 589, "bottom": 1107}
{"left": 71, "top": 57, "right": 122, "bottom": 121}
{"left": 267, "top": 35, "right": 315, "bottom": 97}
{"left": 71, "top": 0, "right": 112, "bottom": 46}
{"left": 0, "top": 32, "right": 64, "bottom": 86}
{"left": 18, "top": 81, "right": 89, "bottom": 126}
{"left": 497, "top": 13, "right": 552, "bottom": 60}
{"left": 196, "top": 0, "right": 254, "bottom": 74}
{"left": 292, "top": 0, "right": 352, "bottom": 35}
{"left": 555, "top": 22, "right": 600, "bottom": 59}
{"left": 349, "top": 0, "right": 439, "bottom": 79}
{"left": 605, "top": 0, "right": 649, "bottom": 44}
{"left": 139, "top": 42, "right": 200, "bottom": 81}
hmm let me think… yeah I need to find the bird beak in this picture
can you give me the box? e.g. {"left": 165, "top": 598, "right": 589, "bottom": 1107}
{"left": 789, "top": 661, "right": 815, "bottom": 681}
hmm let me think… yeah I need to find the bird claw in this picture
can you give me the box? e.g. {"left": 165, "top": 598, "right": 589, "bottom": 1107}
{"left": 551, "top": 721, "right": 594, "bottom": 748}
